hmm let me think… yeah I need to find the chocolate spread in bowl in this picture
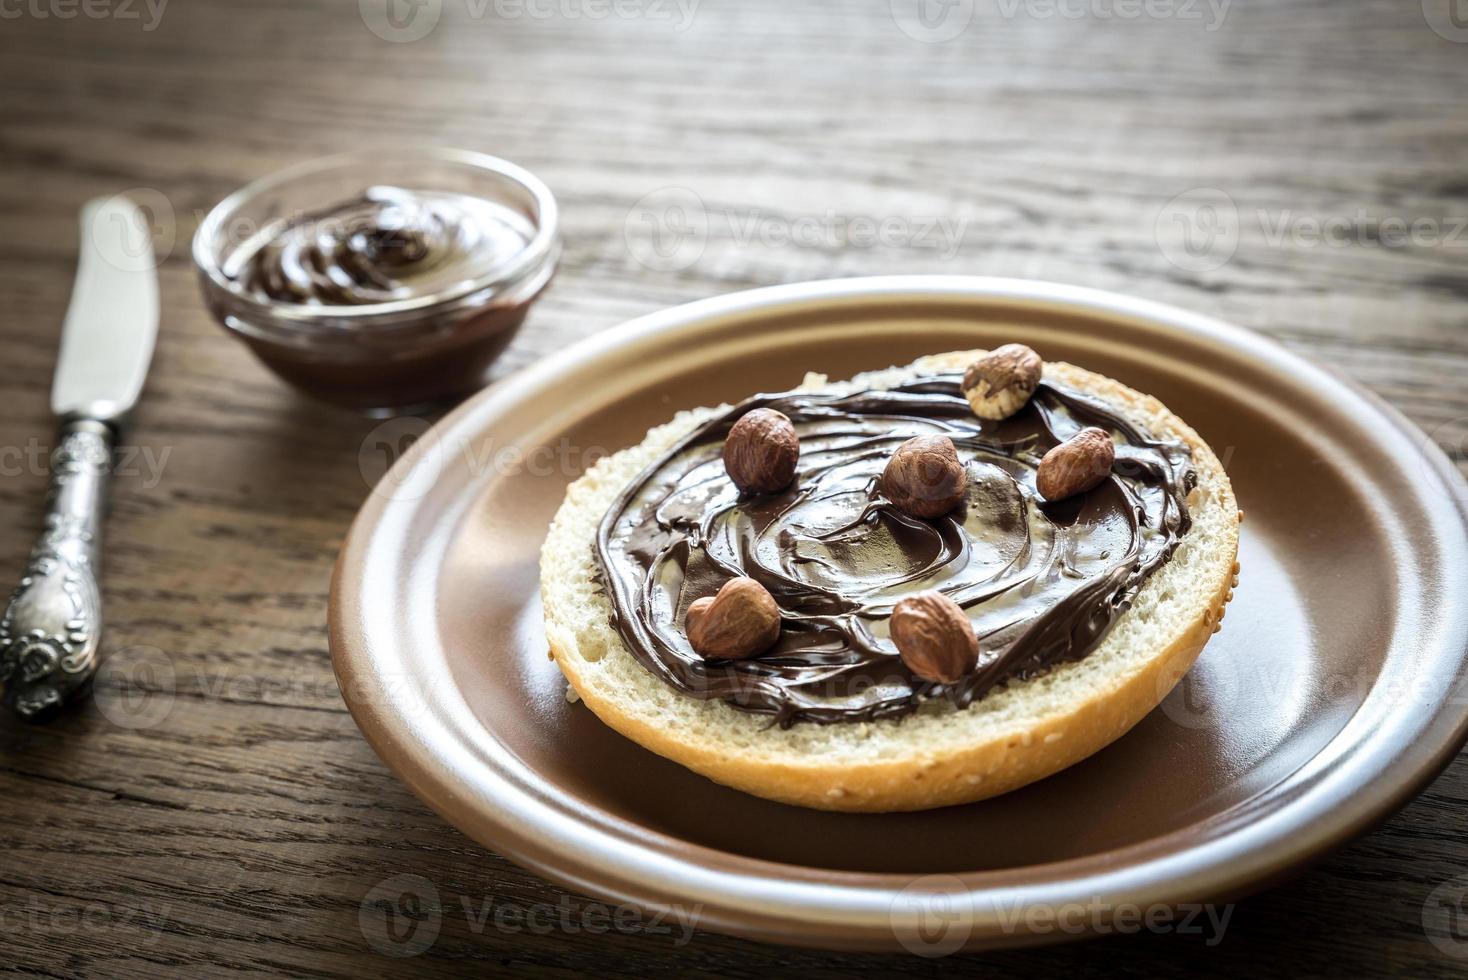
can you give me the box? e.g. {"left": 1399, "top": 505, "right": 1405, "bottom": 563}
{"left": 227, "top": 186, "right": 533, "bottom": 307}
{"left": 595, "top": 373, "right": 1196, "bottom": 727}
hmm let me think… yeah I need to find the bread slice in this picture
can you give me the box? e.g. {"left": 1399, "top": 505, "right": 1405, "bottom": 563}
{"left": 539, "top": 351, "right": 1239, "bottom": 812}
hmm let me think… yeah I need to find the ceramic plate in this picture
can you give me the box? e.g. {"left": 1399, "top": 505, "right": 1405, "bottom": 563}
{"left": 330, "top": 276, "right": 1468, "bottom": 952}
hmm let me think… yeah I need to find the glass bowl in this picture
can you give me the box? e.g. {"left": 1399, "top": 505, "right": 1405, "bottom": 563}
{"left": 193, "top": 147, "right": 560, "bottom": 413}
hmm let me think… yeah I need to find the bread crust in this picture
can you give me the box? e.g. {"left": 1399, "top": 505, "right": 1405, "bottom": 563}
{"left": 540, "top": 352, "right": 1239, "bottom": 812}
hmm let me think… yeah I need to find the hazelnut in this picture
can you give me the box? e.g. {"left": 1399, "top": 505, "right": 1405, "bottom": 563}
{"left": 880, "top": 434, "right": 968, "bottom": 519}
{"left": 685, "top": 577, "right": 782, "bottom": 661}
{"left": 723, "top": 408, "right": 799, "bottom": 494}
{"left": 890, "top": 591, "right": 979, "bottom": 684}
{"left": 961, "top": 344, "right": 1043, "bottom": 420}
{"left": 1035, "top": 426, "right": 1116, "bottom": 501}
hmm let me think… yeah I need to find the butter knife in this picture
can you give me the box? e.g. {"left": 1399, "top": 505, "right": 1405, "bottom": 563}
{"left": 0, "top": 197, "right": 159, "bottom": 722}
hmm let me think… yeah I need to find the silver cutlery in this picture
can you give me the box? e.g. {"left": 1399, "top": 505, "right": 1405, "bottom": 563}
{"left": 0, "top": 197, "right": 160, "bottom": 722}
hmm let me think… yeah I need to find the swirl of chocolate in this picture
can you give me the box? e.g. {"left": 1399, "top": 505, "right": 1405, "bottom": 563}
{"left": 226, "top": 186, "right": 533, "bottom": 306}
{"left": 596, "top": 374, "right": 1197, "bottom": 727}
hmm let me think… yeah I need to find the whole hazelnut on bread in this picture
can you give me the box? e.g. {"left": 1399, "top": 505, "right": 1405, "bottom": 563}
{"left": 890, "top": 591, "right": 979, "bottom": 683}
{"left": 723, "top": 408, "right": 799, "bottom": 494}
{"left": 1036, "top": 426, "right": 1116, "bottom": 501}
{"left": 961, "top": 344, "right": 1043, "bottom": 420}
{"left": 686, "top": 577, "right": 782, "bottom": 660}
{"left": 880, "top": 434, "right": 968, "bottom": 519}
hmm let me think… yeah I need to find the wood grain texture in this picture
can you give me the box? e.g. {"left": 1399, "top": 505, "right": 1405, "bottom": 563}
{"left": 1, "top": 0, "right": 1466, "bottom": 975}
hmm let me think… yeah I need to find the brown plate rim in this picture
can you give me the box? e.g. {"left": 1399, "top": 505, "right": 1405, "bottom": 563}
{"left": 329, "top": 276, "right": 1468, "bottom": 951}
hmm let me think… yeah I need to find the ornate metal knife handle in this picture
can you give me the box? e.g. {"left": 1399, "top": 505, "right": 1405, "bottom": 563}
{"left": 0, "top": 419, "right": 113, "bottom": 722}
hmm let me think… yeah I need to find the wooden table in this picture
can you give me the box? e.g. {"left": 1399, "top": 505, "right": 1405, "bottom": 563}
{"left": 2, "top": 1, "right": 1466, "bottom": 975}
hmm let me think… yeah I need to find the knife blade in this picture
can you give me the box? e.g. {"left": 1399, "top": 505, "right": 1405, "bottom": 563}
{"left": 52, "top": 196, "right": 160, "bottom": 421}
{"left": 0, "top": 197, "right": 160, "bottom": 722}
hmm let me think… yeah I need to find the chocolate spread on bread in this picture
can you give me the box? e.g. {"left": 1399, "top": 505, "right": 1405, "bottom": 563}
{"left": 596, "top": 374, "right": 1196, "bottom": 727}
